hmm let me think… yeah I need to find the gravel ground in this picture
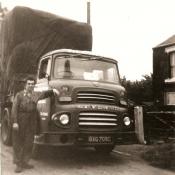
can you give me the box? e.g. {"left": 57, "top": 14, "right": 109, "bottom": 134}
{"left": 1, "top": 142, "right": 175, "bottom": 175}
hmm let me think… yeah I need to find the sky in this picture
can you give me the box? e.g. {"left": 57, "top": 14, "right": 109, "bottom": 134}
{"left": 1, "top": 0, "right": 175, "bottom": 81}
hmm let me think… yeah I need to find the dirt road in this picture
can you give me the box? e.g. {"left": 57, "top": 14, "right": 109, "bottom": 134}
{"left": 1, "top": 143, "right": 174, "bottom": 175}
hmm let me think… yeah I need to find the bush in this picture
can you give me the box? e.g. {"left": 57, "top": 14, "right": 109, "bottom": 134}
{"left": 121, "top": 74, "right": 153, "bottom": 105}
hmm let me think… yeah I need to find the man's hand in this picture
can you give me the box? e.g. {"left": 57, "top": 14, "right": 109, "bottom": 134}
{"left": 53, "top": 89, "right": 60, "bottom": 96}
{"left": 12, "top": 123, "right": 19, "bottom": 131}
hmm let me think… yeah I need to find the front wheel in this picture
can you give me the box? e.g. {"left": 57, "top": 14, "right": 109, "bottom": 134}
{"left": 1, "top": 108, "right": 12, "bottom": 146}
{"left": 94, "top": 145, "right": 114, "bottom": 154}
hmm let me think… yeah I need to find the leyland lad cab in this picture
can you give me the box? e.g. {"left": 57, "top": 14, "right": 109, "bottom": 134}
{"left": 33, "top": 49, "right": 137, "bottom": 153}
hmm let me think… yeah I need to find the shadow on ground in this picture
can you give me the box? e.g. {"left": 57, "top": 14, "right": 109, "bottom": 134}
{"left": 142, "top": 142, "right": 175, "bottom": 171}
{"left": 32, "top": 146, "right": 128, "bottom": 168}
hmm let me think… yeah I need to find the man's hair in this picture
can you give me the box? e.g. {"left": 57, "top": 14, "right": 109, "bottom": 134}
{"left": 25, "top": 76, "right": 36, "bottom": 84}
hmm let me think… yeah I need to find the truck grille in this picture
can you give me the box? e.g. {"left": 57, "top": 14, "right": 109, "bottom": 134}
{"left": 76, "top": 91, "right": 116, "bottom": 105}
{"left": 79, "top": 112, "right": 118, "bottom": 129}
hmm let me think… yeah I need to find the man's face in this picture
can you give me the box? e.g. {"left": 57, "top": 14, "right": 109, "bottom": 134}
{"left": 25, "top": 80, "right": 35, "bottom": 92}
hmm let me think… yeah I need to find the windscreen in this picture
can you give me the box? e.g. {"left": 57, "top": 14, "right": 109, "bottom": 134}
{"left": 53, "top": 56, "right": 120, "bottom": 83}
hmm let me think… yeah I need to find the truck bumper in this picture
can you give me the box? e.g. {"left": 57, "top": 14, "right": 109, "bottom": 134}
{"left": 34, "top": 131, "right": 137, "bottom": 146}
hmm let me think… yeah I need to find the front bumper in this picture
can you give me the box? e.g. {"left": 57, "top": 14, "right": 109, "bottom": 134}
{"left": 34, "top": 131, "right": 137, "bottom": 146}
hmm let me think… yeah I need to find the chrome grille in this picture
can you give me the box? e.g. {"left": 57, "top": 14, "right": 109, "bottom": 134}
{"left": 77, "top": 91, "right": 116, "bottom": 104}
{"left": 79, "top": 112, "right": 118, "bottom": 129}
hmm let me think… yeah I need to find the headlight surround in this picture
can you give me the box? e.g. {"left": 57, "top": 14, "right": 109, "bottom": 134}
{"left": 123, "top": 116, "right": 131, "bottom": 126}
{"left": 52, "top": 113, "right": 70, "bottom": 126}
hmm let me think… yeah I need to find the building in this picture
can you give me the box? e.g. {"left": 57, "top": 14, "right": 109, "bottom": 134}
{"left": 153, "top": 35, "right": 175, "bottom": 108}
{"left": 143, "top": 36, "right": 175, "bottom": 141}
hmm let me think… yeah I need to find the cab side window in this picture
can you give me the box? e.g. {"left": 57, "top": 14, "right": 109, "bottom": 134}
{"left": 39, "top": 59, "right": 49, "bottom": 79}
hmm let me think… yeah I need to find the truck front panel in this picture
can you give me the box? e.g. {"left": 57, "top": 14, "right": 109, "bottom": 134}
{"left": 35, "top": 50, "right": 137, "bottom": 147}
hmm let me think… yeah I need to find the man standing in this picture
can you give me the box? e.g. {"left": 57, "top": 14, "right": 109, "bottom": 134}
{"left": 12, "top": 77, "right": 59, "bottom": 173}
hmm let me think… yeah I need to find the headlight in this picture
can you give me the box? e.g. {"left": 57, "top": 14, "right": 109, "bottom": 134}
{"left": 123, "top": 116, "right": 131, "bottom": 126}
{"left": 52, "top": 113, "right": 70, "bottom": 126}
{"left": 59, "top": 114, "right": 70, "bottom": 125}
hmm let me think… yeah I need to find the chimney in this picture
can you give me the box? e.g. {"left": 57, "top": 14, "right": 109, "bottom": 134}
{"left": 87, "top": 1, "right": 91, "bottom": 25}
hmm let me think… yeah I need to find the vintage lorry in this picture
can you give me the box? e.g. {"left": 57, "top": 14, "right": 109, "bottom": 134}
{"left": 0, "top": 6, "right": 141, "bottom": 154}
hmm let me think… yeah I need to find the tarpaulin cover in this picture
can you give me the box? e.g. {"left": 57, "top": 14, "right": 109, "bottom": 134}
{"left": 0, "top": 6, "right": 92, "bottom": 95}
{"left": 0, "top": 6, "right": 92, "bottom": 78}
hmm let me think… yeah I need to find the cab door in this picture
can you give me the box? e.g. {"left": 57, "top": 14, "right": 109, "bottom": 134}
{"left": 35, "top": 56, "right": 52, "bottom": 132}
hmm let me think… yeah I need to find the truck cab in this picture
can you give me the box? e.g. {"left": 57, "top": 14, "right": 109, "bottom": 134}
{"left": 34, "top": 49, "right": 137, "bottom": 152}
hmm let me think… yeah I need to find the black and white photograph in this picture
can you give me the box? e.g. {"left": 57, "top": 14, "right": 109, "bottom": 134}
{"left": 0, "top": 0, "right": 175, "bottom": 174}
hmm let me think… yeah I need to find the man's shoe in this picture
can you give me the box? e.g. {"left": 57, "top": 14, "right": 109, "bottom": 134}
{"left": 22, "top": 163, "right": 34, "bottom": 169}
{"left": 15, "top": 166, "right": 22, "bottom": 173}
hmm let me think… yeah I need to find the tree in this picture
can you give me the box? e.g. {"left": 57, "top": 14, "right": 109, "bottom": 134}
{"left": 121, "top": 74, "right": 153, "bottom": 105}
{"left": 0, "top": 3, "right": 8, "bottom": 19}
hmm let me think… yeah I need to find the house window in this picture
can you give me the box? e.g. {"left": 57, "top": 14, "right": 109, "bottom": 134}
{"left": 165, "top": 92, "right": 175, "bottom": 105}
{"left": 170, "top": 52, "right": 175, "bottom": 78}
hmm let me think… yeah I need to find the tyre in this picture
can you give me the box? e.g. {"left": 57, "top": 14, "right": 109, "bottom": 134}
{"left": 94, "top": 145, "right": 114, "bottom": 154}
{"left": 1, "top": 108, "right": 12, "bottom": 146}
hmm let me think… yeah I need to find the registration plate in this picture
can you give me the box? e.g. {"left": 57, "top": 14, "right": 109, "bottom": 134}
{"left": 88, "top": 136, "right": 112, "bottom": 143}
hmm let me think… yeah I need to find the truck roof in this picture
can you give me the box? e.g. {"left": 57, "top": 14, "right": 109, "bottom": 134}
{"left": 42, "top": 49, "right": 118, "bottom": 63}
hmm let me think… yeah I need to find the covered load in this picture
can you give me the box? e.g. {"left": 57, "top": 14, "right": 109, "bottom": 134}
{"left": 0, "top": 6, "right": 92, "bottom": 95}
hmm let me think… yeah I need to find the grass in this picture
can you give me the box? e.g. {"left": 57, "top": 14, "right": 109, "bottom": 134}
{"left": 142, "top": 142, "right": 175, "bottom": 170}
